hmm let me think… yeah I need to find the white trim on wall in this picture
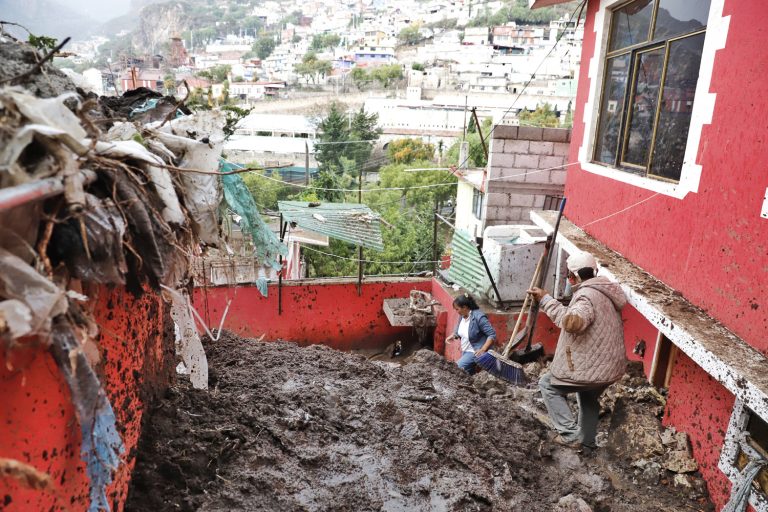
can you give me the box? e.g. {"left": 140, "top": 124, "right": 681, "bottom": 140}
{"left": 577, "top": 0, "right": 731, "bottom": 199}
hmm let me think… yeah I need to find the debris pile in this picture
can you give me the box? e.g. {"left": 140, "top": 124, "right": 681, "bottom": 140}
{"left": 0, "top": 37, "right": 283, "bottom": 511}
{"left": 126, "top": 333, "right": 714, "bottom": 512}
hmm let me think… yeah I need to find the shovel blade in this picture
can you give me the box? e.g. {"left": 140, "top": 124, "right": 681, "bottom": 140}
{"left": 507, "top": 326, "right": 529, "bottom": 352}
{"left": 510, "top": 343, "right": 544, "bottom": 364}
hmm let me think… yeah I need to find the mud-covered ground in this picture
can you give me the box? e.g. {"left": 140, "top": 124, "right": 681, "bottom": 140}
{"left": 125, "top": 333, "right": 714, "bottom": 511}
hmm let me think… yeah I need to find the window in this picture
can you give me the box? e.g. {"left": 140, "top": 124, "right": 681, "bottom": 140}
{"left": 543, "top": 195, "right": 563, "bottom": 211}
{"left": 720, "top": 401, "right": 768, "bottom": 511}
{"left": 593, "top": 0, "right": 710, "bottom": 182}
{"left": 472, "top": 189, "right": 483, "bottom": 219}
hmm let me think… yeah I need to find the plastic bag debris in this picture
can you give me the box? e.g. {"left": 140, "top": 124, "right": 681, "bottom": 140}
{"left": 0, "top": 248, "right": 68, "bottom": 339}
{"left": 52, "top": 194, "right": 128, "bottom": 285}
{"left": 220, "top": 164, "right": 286, "bottom": 270}
{"left": 167, "top": 288, "right": 209, "bottom": 390}
{"left": 150, "top": 111, "right": 227, "bottom": 245}
{"left": 0, "top": 299, "right": 33, "bottom": 338}
{"left": 49, "top": 318, "right": 124, "bottom": 512}
{"left": 255, "top": 277, "right": 269, "bottom": 298}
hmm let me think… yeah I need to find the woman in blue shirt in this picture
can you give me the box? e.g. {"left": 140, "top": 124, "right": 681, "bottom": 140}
{"left": 445, "top": 294, "right": 497, "bottom": 375}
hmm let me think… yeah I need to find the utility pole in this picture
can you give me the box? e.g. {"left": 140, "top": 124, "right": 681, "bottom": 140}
{"left": 305, "top": 141, "right": 310, "bottom": 185}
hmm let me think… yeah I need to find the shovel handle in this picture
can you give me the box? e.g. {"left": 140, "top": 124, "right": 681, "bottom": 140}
{"left": 502, "top": 251, "right": 545, "bottom": 358}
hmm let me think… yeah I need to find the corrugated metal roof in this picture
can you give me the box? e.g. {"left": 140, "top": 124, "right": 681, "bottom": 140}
{"left": 278, "top": 201, "right": 384, "bottom": 251}
{"left": 447, "top": 229, "right": 491, "bottom": 299}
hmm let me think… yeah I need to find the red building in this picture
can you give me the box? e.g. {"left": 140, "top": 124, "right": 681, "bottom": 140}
{"left": 531, "top": 0, "right": 768, "bottom": 509}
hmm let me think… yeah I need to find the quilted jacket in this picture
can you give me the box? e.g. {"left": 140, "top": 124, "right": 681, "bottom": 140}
{"left": 541, "top": 276, "right": 627, "bottom": 386}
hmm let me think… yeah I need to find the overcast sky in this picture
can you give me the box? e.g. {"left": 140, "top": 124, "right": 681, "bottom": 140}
{"left": 65, "top": 0, "right": 132, "bottom": 21}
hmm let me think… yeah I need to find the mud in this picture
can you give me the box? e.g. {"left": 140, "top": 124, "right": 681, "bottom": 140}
{"left": 126, "top": 333, "right": 713, "bottom": 512}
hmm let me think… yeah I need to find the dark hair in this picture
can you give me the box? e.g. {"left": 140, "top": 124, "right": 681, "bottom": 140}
{"left": 453, "top": 293, "right": 479, "bottom": 310}
{"left": 576, "top": 267, "right": 595, "bottom": 281}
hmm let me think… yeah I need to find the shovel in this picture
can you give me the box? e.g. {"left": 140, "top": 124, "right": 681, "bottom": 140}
{"left": 501, "top": 250, "right": 545, "bottom": 359}
{"left": 510, "top": 197, "right": 567, "bottom": 364}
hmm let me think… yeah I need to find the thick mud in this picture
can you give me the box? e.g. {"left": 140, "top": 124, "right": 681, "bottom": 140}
{"left": 126, "top": 333, "right": 713, "bottom": 511}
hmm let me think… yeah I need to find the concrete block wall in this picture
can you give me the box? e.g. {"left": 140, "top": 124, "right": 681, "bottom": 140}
{"left": 485, "top": 125, "right": 571, "bottom": 226}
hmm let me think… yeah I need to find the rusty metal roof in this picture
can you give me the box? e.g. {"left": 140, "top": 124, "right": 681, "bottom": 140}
{"left": 278, "top": 201, "right": 384, "bottom": 251}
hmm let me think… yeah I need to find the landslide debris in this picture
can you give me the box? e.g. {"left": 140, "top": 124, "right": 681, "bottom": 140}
{"left": 126, "top": 333, "right": 713, "bottom": 512}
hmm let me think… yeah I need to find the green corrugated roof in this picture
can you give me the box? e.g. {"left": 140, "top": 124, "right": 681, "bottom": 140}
{"left": 447, "top": 229, "right": 490, "bottom": 299}
{"left": 278, "top": 201, "right": 384, "bottom": 251}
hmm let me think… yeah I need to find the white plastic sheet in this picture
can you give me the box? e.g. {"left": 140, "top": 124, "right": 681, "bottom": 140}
{"left": 166, "top": 288, "right": 209, "bottom": 390}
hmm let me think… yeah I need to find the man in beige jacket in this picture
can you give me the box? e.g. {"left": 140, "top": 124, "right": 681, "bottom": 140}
{"left": 528, "top": 250, "right": 627, "bottom": 452}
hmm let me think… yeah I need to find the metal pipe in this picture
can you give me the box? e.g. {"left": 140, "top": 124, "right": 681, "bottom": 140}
{"left": 0, "top": 170, "right": 96, "bottom": 213}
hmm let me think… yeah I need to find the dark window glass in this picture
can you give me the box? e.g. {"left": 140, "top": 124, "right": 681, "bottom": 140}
{"left": 594, "top": 54, "right": 631, "bottom": 164}
{"left": 608, "top": 0, "right": 654, "bottom": 52}
{"left": 654, "top": 0, "right": 711, "bottom": 39}
{"left": 649, "top": 33, "right": 705, "bottom": 180}
{"left": 623, "top": 47, "right": 665, "bottom": 166}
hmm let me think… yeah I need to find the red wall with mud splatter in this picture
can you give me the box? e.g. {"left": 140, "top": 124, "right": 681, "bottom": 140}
{"left": 664, "top": 352, "right": 736, "bottom": 511}
{"left": 0, "top": 287, "right": 173, "bottom": 512}
{"left": 194, "top": 278, "right": 433, "bottom": 351}
{"left": 565, "top": 0, "right": 765, "bottom": 508}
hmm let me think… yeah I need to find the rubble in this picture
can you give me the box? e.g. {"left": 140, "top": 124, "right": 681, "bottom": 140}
{"left": 126, "top": 332, "right": 715, "bottom": 512}
{"left": 0, "top": 39, "right": 282, "bottom": 511}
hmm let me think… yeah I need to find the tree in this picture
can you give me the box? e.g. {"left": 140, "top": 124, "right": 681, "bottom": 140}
{"left": 387, "top": 139, "right": 435, "bottom": 164}
{"left": 518, "top": 102, "right": 560, "bottom": 127}
{"left": 311, "top": 33, "right": 341, "bottom": 50}
{"left": 241, "top": 169, "right": 289, "bottom": 211}
{"left": 350, "top": 66, "right": 369, "bottom": 90}
{"left": 197, "top": 64, "right": 230, "bottom": 83}
{"left": 254, "top": 36, "right": 277, "bottom": 60}
{"left": 445, "top": 118, "right": 492, "bottom": 167}
{"left": 348, "top": 108, "right": 382, "bottom": 172}
{"left": 398, "top": 25, "right": 421, "bottom": 46}
{"left": 295, "top": 52, "right": 332, "bottom": 84}
{"left": 315, "top": 102, "right": 349, "bottom": 172}
{"left": 411, "top": 62, "right": 425, "bottom": 71}
{"left": 370, "top": 64, "right": 403, "bottom": 88}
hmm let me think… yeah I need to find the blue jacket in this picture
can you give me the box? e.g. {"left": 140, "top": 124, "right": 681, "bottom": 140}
{"left": 453, "top": 309, "right": 497, "bottom": 351}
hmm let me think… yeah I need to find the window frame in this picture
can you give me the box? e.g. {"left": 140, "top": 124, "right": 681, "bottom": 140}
{"left": 719, "top": 400, "right": 768, "bottom": 512}
{"left": 577, "top": 0, "right": 730, "bottom": 199}
{"left": 472, "top": 188, "right": 484, "bottom": 219}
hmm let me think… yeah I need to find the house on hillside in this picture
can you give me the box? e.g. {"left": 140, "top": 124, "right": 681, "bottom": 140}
{"left": 529, "top": 0, "right": 768, "bottom": 509}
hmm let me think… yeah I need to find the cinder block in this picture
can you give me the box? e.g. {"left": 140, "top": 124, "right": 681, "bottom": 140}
{"left": 523, "top": 168, "right": 551, "bottom": 184}
{"left": 486, "top": 192, "right": 510, "bottom": 207}
{"left": 539, "top": 155, "right": 566, "bottom": 170}
{"left": 553, "top": 142, "right": 571, "bottom": 157}
{"left": 489, "top": 139, "right": 505, "bottom": 154}
{"left": 489, "top": 151, "right": 516, "bottom": 169}
{"left": 495, "top": 167, "right": 527, "bottom": 182}
{"left": 542, "top": 128, "right": 570, "bottom": 142}
{"left": 517, "top": 126, "right": 544, "bottom": 141}
{"left": 493, "top": 124, "right": 518, "bottom": 139}
{"left": 549, "top": 169, "right": 567, "bottom": 185}
{"left": 485, "top": 206, "right": 506, "bottom": 221}
{"left": 529, "top": 141, "right": 555, "bottom": 156}
{"left": 507, "top": 193, "right": 536, "bottom": 208}
{"left": 514, "top": 154, "right": 540, "bottom": 169}
{"left": 504, "top": 139, "right": 530, "bottom": 154}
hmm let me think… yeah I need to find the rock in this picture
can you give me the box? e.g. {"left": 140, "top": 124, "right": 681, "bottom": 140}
{"left": 555, "top": 494, "right": 593, "bottom": 512}
{"left": 400, "top": 420, "right": 422, "bottom": 440}
{"left": 663, "top": 450, "right": 698, "bottom": 473}
{"left": 607, "top": 397, "right": 664, "bottom": 460}
{"left": 673, "top": 474, "right": 694, "bottom": 489}
{"left": 523, "top": 361, "right": 543, "bottom": 379}
{"left": 574, "top": 472, "right": 609, "bottom": 493}
{"left": 631, "top": 458, "right": 663, "bottom": 484}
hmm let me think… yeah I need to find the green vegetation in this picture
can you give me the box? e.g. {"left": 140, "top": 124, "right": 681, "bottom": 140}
{"left": 518, "top": 102, "right": 560, "bottom": 128}
{"left": 254, "top": 36, "right": 277, "bottom": 60}
{"left": 398, "top": 25, "right": 422, "bottom": 46}
{"left": 411, "top": 62, "right": 425, "bottom": 71}
{"left": 387, "top": 139, "right": 435, "bottom": 164}
{"left": 294, "top": 52, "right": 333, "bottom": 84}
{"left": 350, "top": 64, "right": 403, "bottom": 90}
{"left": 197, "top": 64, "right": 231, "bottom": 83}
{"left": 445, "top": 117, "right": 492, "bottom": 168}
{"left": 467, "top": 0, "right": 578, "bottom": 28}
{"left": 310, "top": 33, "right": 341, "bottom": 50}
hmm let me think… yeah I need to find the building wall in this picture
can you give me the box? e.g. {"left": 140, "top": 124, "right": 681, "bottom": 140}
{"left": 567, "top": 0, "right": 767, "bottom": 354}
{"left": 485, "top": 124, "right": 570, "bottom": 226}
{"left": 455, "top": 181, "right": 483, "bottom": 238}
{"left": 0, "top": 287, "right": 173, "bottom": 512}
{"left": 193, "top": 278, "right": 433, "bottom": 351}
{"left": 565, "top": 0, "right": 768, "bottom": 507}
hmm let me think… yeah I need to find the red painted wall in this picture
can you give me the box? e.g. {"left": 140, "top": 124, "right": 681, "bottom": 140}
{"left": 193, "top": 278, "right": 433, "bottom": 351}
{"left": 0, "top": 287, "right": 173, "bottom": 512}
{"left": 566, "top": 1, "right": 765, "bottom": 507}
{"left": 621, "top": 304, "right": 659, "bottom": 375}
{"left": 664, "top": 352, "right": 736, "bottom": 512}
{"left": 567, "top": 0, "right": 768, "bottom": 352}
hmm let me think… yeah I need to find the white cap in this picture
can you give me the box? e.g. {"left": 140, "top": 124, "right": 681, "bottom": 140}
{"left": 566, "top": 251, "right": 597, "bottom": 273}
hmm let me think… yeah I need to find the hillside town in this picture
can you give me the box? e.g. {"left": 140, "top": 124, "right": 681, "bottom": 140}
{"left": 2, "top": 0, "right": 768, "bottom": 512}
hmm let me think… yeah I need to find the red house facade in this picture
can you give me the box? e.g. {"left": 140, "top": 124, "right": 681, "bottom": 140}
{"left": 532, "top": 0, "right": 768, "bottom": 509}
